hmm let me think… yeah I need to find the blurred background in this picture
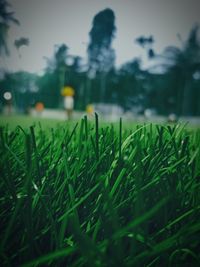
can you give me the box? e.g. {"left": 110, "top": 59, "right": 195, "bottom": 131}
{"left": 0, "top": 0, "right": 200, "bottom": 123}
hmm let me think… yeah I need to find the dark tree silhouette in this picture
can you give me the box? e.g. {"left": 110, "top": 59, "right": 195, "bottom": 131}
{"left": 0, "top": 0, "right": 19, "bottom": 55}
{"left": 135, "top": 35, "right": 155, "bottom": 59}
{"left": 88, "top": 8, "right": 116, "bottom": 73}
{"left": 14, "top": 37, "right": 29, "bottom": 57}
{"left": 161, "top": 25, "right": 200, "bottom": 115}
{"left": 87, "top": 8, "right": 116, "bottom": 102}
{"left": 117, "top": 59, "right": 145, "bottom": 111}
{"left": 38, "top": 44, "right": 69, "bottom": 108}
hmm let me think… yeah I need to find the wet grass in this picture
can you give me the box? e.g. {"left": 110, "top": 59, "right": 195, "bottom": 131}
{"left": 0, "top": 114, "right": 200, "bottom": 266}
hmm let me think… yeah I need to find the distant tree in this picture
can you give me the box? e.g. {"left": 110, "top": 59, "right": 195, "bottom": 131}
{"left": 14, "top": 37, "right": 29, "bottom": 57}
{"left": 54, "top": 44, "right": 68, "bottom": 68}
{"left": 0, "top": 0, "right": 19, "bottom": 55}
{"left": 161, "top": 25, "right": 200, "bottom": 115}
{"left": 45, "top": 44, "right": 68, "bottom": 72}
{"left": 39, "top": 44, "right": 69, "bottom": 108}
{"left": 135, "top": 35, "right": 155, "bottom": 59}
{"left": 88, "top": 8, "right": 116, "bottom": 73}
{"left": 70, "top": 56, "right": 82, "bottom": 72}
{"left": 37, "top": 72, "right": 58, "bottom": 108}
{"left": 117, "top": 59, "right": 145, "bottom": 111}
{"left": 14, "top": 37, "right": 29, "bottom": 49}
{"left": 69, "top": 57, "right": 88, "bottom": 110}
{"left": 39, "top": 44, "right": 88, "bottom": 109}
{"left": 87, "top": 8, "right": 116, "bottom": 102}
{"left": 135, "top": 35, "right": 154, "bottom": 48}
{"left": 0, "top": 71, "right": 38, "bottom": 112}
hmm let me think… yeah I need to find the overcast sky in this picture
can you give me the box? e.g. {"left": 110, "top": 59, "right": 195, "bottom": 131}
{"left": 1, "top": 0, "right": 200, "bottom": 74}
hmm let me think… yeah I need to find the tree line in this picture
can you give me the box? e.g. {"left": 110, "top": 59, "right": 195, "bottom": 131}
{"left": 0, "top": 2, "right": 200, "bottom": 116}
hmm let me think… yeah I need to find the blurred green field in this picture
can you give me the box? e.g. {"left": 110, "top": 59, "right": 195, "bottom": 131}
{"left": 0, "top": 114, "right": 200, "bottom": 266}
{"left": 0, "top": 114, "right": 139, "bottom": 132}
{"left": 0, "top": 115, "right": 70, "bottom": 129}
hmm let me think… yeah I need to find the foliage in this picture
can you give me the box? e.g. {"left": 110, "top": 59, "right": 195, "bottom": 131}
{"left": 87, "top": 8, "right": 116, "bottom": 73}
{"left": 116, "top": 59, "right": 145, "bottom": 111}
{"left": 0, "top": 0, "right": 19, "bottom": 55}
{"left": 0, "top": 9, "right": 200, "bottom": 116}
{"left": 87, "top": 8, "right": 116, "bottom": 103}
{"left": 38, "top": 44, "right": 69, "bottom": 108}
{"left": 135, "top": 35, "right": 155, "bottom": 59}
{"left": 159, "top": 25, "right": 200, "bottom": 115}
{"left": 0, "top": 71, "right": 38, "bottom": 111}
{"left": 14, "top": 37, "right": 29, "bottom": 52}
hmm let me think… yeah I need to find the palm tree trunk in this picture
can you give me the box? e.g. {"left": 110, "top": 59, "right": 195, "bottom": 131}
{"left": 182, "top": 77, "right": 192, "bottom": 116}
{"left": 100, "top": 72, "right": 106, "bottom": 102}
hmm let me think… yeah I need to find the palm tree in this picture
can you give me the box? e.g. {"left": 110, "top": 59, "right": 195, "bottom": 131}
{"left": 160, "top": 25, "right": 200, "bottom": 115}
{"left": 14, "top": 37, "right": 29, "bottom": 57}
{"left": 87, "top": 8, "right": 116, "bottom": 102}
{"left": 135, "top": 35, "right": 155, "bottom": 59}
{"left": 0, "top": 0, "right": 19, "bottom": 55}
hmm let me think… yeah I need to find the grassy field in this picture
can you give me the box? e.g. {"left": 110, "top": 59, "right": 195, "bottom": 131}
{"left": 0, "top": 114, "right": 200, "bottom": 266}
{"left": 0, "top": 115, "right": 71, "bottom": 129}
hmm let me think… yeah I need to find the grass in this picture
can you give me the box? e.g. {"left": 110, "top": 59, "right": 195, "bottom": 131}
{"left": 0, "top": 114, "right": 69, "bottom": 129}
{"left": 0, "top": 114, "right": 200, "bottom": 266}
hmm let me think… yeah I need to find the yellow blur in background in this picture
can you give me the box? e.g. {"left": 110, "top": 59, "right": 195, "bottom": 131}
{"left": 61, "top": 86, "right": 75, "bottom": 97}
{"left": 86, "top": 104, "right": 94, "bottom": 115}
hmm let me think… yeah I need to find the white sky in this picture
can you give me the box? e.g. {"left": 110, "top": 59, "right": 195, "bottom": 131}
{"left": 1, "top": 0, "right": 200, "bottom": 74}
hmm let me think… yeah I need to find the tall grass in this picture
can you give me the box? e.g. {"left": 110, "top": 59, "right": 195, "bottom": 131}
{"left": 0, "top": 116, "right": 200, "bottom": 266}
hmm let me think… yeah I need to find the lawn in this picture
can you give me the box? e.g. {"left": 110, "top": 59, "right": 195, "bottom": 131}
{"left": 0, "top": 114, "right": 200, "bottom": 266}
{"left": 0, "top": 114, "right": 70, "bottom": 129}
